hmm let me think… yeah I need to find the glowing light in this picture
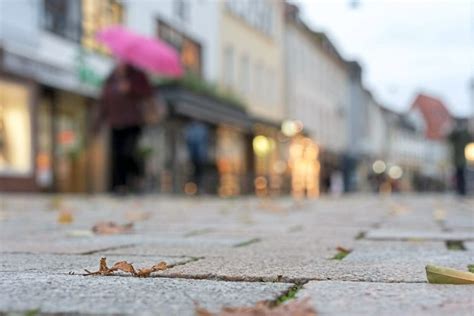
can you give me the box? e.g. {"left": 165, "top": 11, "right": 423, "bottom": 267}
{"left": 388, "top": 165, "right": 403, "bottom": 180}
{"left": 253, "top": 135, "right": 270, "bottom": 157}
{"left": 465, "top": 143, "right": 474, "bottom": 162}
{"left": 281, "top": 120, "right": 304, "bottom": 137}
{"left": 372, "top": 160, "right": 386, "bottom": 174}
{"left": 281, "top": 120, "right": 296, "bottom": 137}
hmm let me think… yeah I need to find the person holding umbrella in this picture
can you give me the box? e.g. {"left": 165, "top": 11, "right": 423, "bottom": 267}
{"left": 93, "top": 26, "right": 183, "bottom": 194}
{"left": 95, "top": 61, "right": 152, "bottom": 194}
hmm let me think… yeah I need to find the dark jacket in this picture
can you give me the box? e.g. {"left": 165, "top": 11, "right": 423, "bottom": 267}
{"left": 97, "top": 65, "right": 152, "bottom": 129}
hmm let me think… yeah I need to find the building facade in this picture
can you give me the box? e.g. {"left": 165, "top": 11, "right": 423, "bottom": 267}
{"left": 284, "top": 3, "right": 349, "bottom": 193}
{"left": 0, "top": 0, "right": 115, "bottom": 192}
{"left": 0, "top": 0, "right": 288, "bottom": 195}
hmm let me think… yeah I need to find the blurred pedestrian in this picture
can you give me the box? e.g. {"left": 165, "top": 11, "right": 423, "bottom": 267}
{"left": 95, "top": 61, "right": 152, "bottom": 194}
{"left": 185, "top": 121, "right": 209, "bottom": 193}
{"left": 448, "top": 121, "right": 471, "bottom": 196}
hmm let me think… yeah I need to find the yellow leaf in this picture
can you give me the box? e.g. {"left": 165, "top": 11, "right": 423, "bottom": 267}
{"left": 57, "top": 209, "right": 74, "bottom": 224}
{"left": 426, "top": 264, "right": 474, "bottom": 284}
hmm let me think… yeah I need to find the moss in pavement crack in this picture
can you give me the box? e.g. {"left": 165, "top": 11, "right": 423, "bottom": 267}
{"left": 331, "top": 247, "right": 351, "bottom": 260}
{"left": 467, "top": 264, "right": 474, "bottom": 273}
{"left": 233, "top": 238, "right": 261, "bottom": 248}
{"left": 446, "top": 240, "right": 466, "bottom": 251}
{"left": 274, "top": 284, "right": 303, "bottom": 306}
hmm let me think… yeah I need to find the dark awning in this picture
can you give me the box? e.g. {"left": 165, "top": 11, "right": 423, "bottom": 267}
{"left": 158, "top": 85, "right": 254, "bottom": 130}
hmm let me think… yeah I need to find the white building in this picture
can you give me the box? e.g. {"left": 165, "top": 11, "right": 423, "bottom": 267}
{"left": 284, "top": 4, "right": 349, "bottom": 190}
{"left": 384, "top": 108, "right": 450, "bottom": 191}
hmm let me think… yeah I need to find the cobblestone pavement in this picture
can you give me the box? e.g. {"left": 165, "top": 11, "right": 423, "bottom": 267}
{"left": 0, "top": 194, "right": 473, "bottom": 315}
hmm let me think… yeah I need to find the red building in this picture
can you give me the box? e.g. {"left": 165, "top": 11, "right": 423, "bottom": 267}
{"left": 411, "top": 94, "right": 453, "bottom": 140}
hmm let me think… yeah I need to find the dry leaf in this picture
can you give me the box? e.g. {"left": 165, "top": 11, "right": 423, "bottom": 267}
{"left": 336, "top": 246, "right": 351, "bottom": 253}
{"left": 112, "top": 261, "right": 136, "bottom": 275}
{"left": 152, "top": 262, "right": 168, "bottom": 271}
{"left": 84, "top": 257, "right": 114, "bottom": 276}
{"left": 92, "top": 221, "right": 133, "bottom": 235}
{"left": 195, "top": 307, "right": 214, "bottom": 316}
{"left": 197, "top": 298, "right": 317, "bottom": 316}
{"left": 426, "top": 264, "right": 474, "bottom": 284}
{"left": 100, "top": 257, "right": 110, "bottom": 272}
{"left": 136, "top": 261, "right": 167, "bottom": 277}
{"left": 57, "top": 209, "right": 74, "bottom": 224}
{"left": 84, "top": 258, "right": 168, "bottom": 277}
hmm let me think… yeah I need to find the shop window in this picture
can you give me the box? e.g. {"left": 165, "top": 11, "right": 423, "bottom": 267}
{"left": 223, "top": 46, "right": 235, "bottom": 88}
{"left": 157, "top": 20, "right": 202, "bottom": 76}
{"left": 0, "top": 80, "right": 32, "bottom": 175}
{"left": 43, "top": 0, "right": 82, "bottom": 42}
{"left": 82, "top": 0, "right": 124, "bottom": 54}
{"left": 174, "top": 0, "right": 189, "bottom": 21}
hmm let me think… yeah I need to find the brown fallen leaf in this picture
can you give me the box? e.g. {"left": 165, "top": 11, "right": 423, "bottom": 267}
{"left": 336, "top": 246, "right": 351, "bottom": 253}
{"left": 196, "top": 298, "right": 317, "bottom": 316}
{"left": 92, "top": 221, "right": 133, "bottom": 235}
{"left": 112, "top": 261, "right": 136, "bottom": 275}
{"left": 84, "top": 257, "right": 114, "bottom": 276}
{"left": 84, "top": 258, "right": 168, "bottom": 277}
{"left": 136, "top": 261, "right": 168, "bottom": 277}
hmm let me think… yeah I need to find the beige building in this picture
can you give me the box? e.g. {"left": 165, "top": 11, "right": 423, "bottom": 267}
{"left": 218, "top": 0, "right": 286, "bottom": 123}
{"left": 284, "top": 4, "right": 348, "bottom": 154}
{"left": 284, "top": 4, "right": 349, "bottom": 193}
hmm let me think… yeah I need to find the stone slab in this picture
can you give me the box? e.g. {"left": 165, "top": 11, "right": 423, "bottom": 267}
{"left": 299, "top": 280, "right": 474, "bottom": 316}
{"left": 0, "top": 273, "right": 292, "bottom": 316}
{"left": 366, "top": 229, "right": 474, "bottom": 241}
{"left": 162, "top": 246, "right": 474, "bottom": 283}
{"left": 0, "top": 253, "right": 193, "bottom": 274}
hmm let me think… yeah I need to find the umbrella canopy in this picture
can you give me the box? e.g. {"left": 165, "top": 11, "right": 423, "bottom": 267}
{"left": 97, "top": 25, "right": 183, "bottom": 77}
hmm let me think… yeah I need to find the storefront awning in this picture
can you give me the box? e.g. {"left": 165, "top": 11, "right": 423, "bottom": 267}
{"left": 159, "top": 85, "right": 254, "bottom": 130}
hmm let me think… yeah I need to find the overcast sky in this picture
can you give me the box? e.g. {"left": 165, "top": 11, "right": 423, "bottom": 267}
{"left": 296, "top": 0, "right": 474, "bottom": 117}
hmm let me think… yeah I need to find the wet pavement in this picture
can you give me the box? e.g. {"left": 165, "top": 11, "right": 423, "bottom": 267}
{"left": 0, "top": 194, "right": 473, "bottom": 315}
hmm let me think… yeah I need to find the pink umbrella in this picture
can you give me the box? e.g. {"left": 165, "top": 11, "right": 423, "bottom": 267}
{"left": 97, "top": 25, "right": 183, "bottom": 77}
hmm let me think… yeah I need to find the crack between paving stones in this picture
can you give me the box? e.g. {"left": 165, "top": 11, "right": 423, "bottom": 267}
{"left": 232, "top": 237, "right": 262, "bottom": 248}
{"left": 152, "top": 272, "right": 428, "bottom": 284}
{"left": 0, "top": 269, "right": 429, "bottom": 285}
{"left": 365, "top": 237, "right": 474, "bottom": 242}
{"left": 78, "top": 244, "right": 137, "bottom": 255}
{"left": 270, "top": 283, "right": 307, "bottom": 307}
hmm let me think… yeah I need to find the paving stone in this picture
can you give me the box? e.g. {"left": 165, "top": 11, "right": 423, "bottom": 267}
{"left": 161, "top": 253, "right": 340, "bottom": 282}
{"left": 0, "top": 273, "right": 292, "bottom": 316}
{"left": 162, "top": 246, "right": 474, "bottom": 283}
{"left": 352, "top": 240, "right": 447, "bottom": 251}
{"left": 0, "top": 230, "right": 249, "bottom": 255}
{"left": 299, "top": 280, "right": 474, "bottom": 316}
{"left": 339, "top": 247, "right": 474, "bottom": 282}
{"left": 1, "top": 194, "right": 473, "bottom": 315}
{"left": 0, "top": 253, "right": 193, "bottom": 274}
{"left": 366, "top": 228, "right": 474, "bottom": 241}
